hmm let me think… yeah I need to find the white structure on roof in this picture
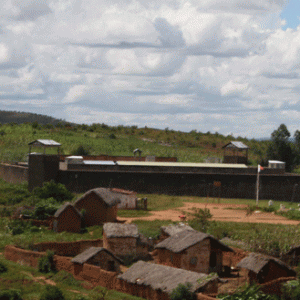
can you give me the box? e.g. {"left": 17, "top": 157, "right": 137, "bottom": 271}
{"left": 65, "top": 156, "right": 84, "bottom": 165}
{"left": 268, "top": 160, "right": 285, "bottom": 170}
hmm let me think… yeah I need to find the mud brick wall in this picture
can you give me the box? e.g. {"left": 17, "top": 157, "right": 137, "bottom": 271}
{"left": 4, "top": 245, "right": 45, "bottom": 268}
{"left": 260, "top": 277, "right": 297, "bottom": 296}
{"left": 33, "top": 239, "right": 103, "bottom": 257}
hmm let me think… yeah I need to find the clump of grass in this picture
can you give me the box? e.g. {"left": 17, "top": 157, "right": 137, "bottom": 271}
{"left": 117, "top": 210, "right": 150, "bottom": 218}
{"left": 38, "top": 250, "right": 56, "bottom": 273}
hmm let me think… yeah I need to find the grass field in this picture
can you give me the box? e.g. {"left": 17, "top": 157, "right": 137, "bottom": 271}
{"left": 0, "top": 122, "right": 269, "bottom": 165}
{"left": 0, "top": 257, "right": 145, "bottom": 300}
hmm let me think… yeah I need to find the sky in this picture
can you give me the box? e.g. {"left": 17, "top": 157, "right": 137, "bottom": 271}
{"left": 0, "top": 0, "right": 300, "bottom": 138}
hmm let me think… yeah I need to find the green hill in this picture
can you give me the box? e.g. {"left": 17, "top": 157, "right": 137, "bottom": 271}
{"left": 0, "top": 111, "right": 269, "bottom": 165}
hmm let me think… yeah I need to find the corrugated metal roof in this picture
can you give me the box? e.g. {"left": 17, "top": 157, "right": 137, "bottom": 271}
{"left": 83, "top": 160, "right": 116, "bottom": 165}
{"left": 28, "top": 139, "right": 61, "bottom": 147}
{"left": 223, "top": 141, "right": 249, "bottom": 149}
{"left": 116, "top": 161, "right": 248, "bottom": 168}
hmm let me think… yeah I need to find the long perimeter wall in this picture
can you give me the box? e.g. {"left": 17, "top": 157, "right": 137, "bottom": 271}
{"left": 2, "top": 157, "right": 300, "bottom": 201}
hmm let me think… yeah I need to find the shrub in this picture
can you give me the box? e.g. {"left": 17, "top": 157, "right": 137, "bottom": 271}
{"left": 0, "top": 261, "right": 8, "bottom": 273}
{"left": 281, "top": 280, "right": 300, "bottom": 300}
{"left": 33, "top": 180, "right": 73, "bottom": 203}
{"left": 33, "top": 198, "right": 60, "bottom": 220}
{"left": 170, "top": 283, "right": 194, "bottom": 300}
{"left": 108, "top": 133, "right": 116, "bottom": 139}
{"left": 72, "top": 145, "right": 90, "bottom": 156}
{"left": 188, "top": 208, "right": 212, "bottom": 233}
{"left": 38, "top": 251, "right": 56, "bottom": 273}
{"left": 0, "top": 289, "right": 22, "bottom": 300}
{"left": 217, "top": 284, "right": 277, "bottom": 300}
{"left": 40, "top": 286, "right": 64, "bottom": 300}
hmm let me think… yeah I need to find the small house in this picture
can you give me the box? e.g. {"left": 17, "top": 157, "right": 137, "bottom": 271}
{"left": 103, "top": 223, "right": 150, "bottom": 259}
{"left": 117, "top": 261, "right": 219, "bottom": 300}
{"left": 236, "top": 253, "right": 296, "bottom": 284}
{"left": 111, "top": 188, "right": 137, "bottom": 209}
{"left": 222, "top": 141, "right": 249, "bottom": 164}
{"left": 71, "top": 247, "right": 123, "bottom": 272}
{"left": 74, "top": 188, "right": 121, "bottom": 226}
{"left": 155, "top": 230, "right": 234, "bottom": 274}
{"left": 53, "top": 203, "right": 82, "bottom": 233}
{"left": 285, "top": 245, "right": 300, "bottom": 266}
{"left": 159, "top": 223, "right": 194, "bottom": 242}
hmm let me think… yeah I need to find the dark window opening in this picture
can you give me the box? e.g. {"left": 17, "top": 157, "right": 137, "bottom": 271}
{"left": 108, "top": 260, "right": 115, "bottom": 271}
{"left": 209, "top": 252, "right": 217, "bottom": 268}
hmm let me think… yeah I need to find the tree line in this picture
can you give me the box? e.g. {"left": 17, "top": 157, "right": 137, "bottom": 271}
{"left": 265, "top": 124, "right": 300, "bottom": 172}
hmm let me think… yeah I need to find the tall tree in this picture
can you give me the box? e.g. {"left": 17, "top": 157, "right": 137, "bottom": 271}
{"left": 266, "top": 124, "right": 295, "bottom": 172}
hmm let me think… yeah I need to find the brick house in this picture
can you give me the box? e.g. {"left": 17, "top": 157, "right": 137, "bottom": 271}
{"left": 159, "top": 223, "right": 194, "bottom": 242}
{"left": 117, "top": 260, "right": 219, "bottom": 300}
{"left": 71, "top": 247, "right": 123, "bottom": 272}
{"left": 53, "top": 203, "right": 82, "bottom": 233}
{"left": 236, "top": 253, "right": 296, "bottom": 284}
{"left": 111, "top": 188, "right": 137, "bottom": 209}
{"left": 154, "top": 230, "right": 234, "bottom": 274}
{"left": 74, "top": 188, "right": 121, "bottom": 226}
{"left": 103, "top": 223, "right": 150, "bottom": 259}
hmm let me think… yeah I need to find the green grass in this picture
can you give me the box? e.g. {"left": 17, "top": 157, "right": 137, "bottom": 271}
{"left": 0, "top": 219, "right": 103, "bottom": 251}
{"left": 0, "top": 257, "right": 145, "bottom": 300}
{"left": 117, "top": 209, "right": 150, "bottom": 218}
{"left": 0, "top": 122, "right": 269, "bottom": 164}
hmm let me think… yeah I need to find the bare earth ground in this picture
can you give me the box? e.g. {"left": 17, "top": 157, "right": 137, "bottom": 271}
{"left": 119, "top": 202, "right": 300, "bottom": 225}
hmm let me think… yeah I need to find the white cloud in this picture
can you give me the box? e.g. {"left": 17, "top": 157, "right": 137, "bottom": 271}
{"left": 0, "top": 0, "right": 300, "bottom": 138}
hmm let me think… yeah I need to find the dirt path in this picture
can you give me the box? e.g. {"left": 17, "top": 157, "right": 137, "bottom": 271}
{"left": 119, "top": 202, "right": 300, "bottom": 225}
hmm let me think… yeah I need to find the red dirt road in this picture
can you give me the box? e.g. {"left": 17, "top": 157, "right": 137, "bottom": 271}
{"left": 120, "top": 202, "right": 300, "bottom": 225}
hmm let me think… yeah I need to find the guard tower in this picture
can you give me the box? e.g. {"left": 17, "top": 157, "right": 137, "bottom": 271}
{"left": 222, "top": 141, "right": 249, "bottom": 164}
{"left": 28, "top": 139, "right": 61, "bottom": 191}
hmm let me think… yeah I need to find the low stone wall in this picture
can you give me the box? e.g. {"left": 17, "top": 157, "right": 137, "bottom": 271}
{"left": 0, "top": 163, "right": 28, "bottom": 184}
{"left": 33, "top": 239, "right": 103, "bottom": 257}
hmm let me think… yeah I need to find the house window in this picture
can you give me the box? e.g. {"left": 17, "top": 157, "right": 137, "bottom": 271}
{"left": 190, "top": 257, "right": 197, "bottom": 265}
{"left": 170, "top": 254, "right": 173, "bottom": 263}
{"left": 108, "top": 261, "right": 115, "bottom": 271}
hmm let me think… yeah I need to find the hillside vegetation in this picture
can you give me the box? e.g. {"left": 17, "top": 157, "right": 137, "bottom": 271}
{"left": 0, "top": 110, "right": 269, "bottom": 165}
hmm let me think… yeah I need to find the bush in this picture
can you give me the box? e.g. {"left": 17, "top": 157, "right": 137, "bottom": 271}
{"left": 281, "top": 280, "right": 300, "bottom": 300}
{"left": 0, "top": 289, "right": 22, "bottom": 300}
{"left": 38, "top": 251, "right": 56, "bottom": 273}
{"left": 72, "top": 145, "right": 90, "bottom": 156}
{"left": 40, "top": 286, "right": 64, "bottom": 300}
{"left": 33, "top": 180, "right": 73, "bottom": 203}
{"left": 217, "top": 284, "right": 277, "bottom": 300}
{"left": 33, "top": 198, "right": 60, "bottom": 220}
{"left": 170, "top": 283, "right": 194, "bottom": 300}
{"left": 0, "top": 261, "right": 8, "bottom": 273}
{"left": 108, "top": 133, "right": 116, "bottom": 139}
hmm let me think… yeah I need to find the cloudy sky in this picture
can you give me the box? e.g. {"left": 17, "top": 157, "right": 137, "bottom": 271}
{"left": 0, "top": 0, "right": 300, "bottom": 138}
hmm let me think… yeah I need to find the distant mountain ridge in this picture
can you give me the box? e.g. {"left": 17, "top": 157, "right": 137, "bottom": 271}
{"left": 0, "top": 110, "right": 68, "bottom": 125}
